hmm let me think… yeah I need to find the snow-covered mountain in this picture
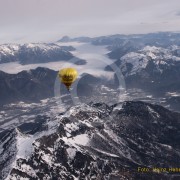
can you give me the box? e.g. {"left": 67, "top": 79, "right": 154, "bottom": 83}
{"left": 106, "top": 45, "right": 180, "bottom": 95}
{"left": 119, "top": 46, "right": 180, "bottom": 76}
{"left": 1, "top": 101, "right": 180, "bottom": 179}
{"left": 0, "top": 43, "right": 78, "bottom": 64}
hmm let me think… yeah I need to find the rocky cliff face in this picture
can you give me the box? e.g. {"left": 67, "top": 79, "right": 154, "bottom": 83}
{"left": 0, "top": 129, "right": 17, "bottom": 179}
{"left": 1, "top": 101, "right": 179, "bottom": 180}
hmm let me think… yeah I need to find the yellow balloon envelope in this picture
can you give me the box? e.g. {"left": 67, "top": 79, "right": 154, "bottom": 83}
{"left": 58, "top": 68, "right": 78, "bottom": 90}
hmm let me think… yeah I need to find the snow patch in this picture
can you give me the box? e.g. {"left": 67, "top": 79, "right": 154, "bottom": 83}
{"left": 62, "top": 134, "right": 90, "bottom": 148}
{"left": 147, "top": 106, "right": 160, "bottom": 118}
{"left": 67, "top": 147, "right": 77, "bottom": 159}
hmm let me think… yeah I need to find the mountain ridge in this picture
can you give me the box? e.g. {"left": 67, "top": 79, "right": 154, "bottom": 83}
{"left": 0, "top": 43, "right": 83, "bottom": 65}
{"left": 1, "top": 101, "right": 179, "bottom": 180}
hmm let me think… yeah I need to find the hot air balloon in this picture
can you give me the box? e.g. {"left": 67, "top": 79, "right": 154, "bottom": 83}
{"left": 58, "top": 68, "right": 78, "bottom": 90}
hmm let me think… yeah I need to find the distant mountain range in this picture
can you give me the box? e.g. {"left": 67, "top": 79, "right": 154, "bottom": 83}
{"left": 59, "top": 32, "right": 180, "bottom": 47}
{"left": 0, "top": 43, "right": 86, "bottom": 65}
{"left": 58, "top": 33, "right": 180, "bottom": 95}
{"left": 58, "top": 36, "right": 92, "bottom": 43}
{"left": 0, "top": 32, "right": 179, "bottom": 108}
{"left": 1, "top": 101, "right": 180, "bottom": 179}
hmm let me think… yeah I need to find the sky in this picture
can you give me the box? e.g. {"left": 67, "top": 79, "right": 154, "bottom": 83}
{"left": 0, "top": 0, "right": 180, "bottom": 43}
